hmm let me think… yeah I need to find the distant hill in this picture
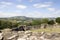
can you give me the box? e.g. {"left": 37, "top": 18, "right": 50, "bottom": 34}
{"left": 0, "top": 16, "right": 56, "bottom": 21}
{"left": 9, "top": 16, "right": 33, "bottom": 21}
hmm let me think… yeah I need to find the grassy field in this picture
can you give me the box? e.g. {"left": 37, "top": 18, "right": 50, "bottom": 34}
{"left": 31, "top": 28, "right": 60, "bottom": 33}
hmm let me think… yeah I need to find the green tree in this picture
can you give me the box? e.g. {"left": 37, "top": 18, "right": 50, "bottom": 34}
{"left": 0, "top": 20, "right": 7, "bottom": 29}
{"left": 55, "top": 17, "right": 60, "bottom": 24}
{"left": 32, "top": 20, "right": 41, "bottom": 25}
{"left": 0, "top": 20, "right": 18, "bottom": 29}
{"left": 48, "top": 20, "right": 55, "bottom": 25}
{"left": 41, "top": 18, "right": 49, "bottom": 24}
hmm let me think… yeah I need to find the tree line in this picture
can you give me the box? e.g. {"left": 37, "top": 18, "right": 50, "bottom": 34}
{"left": 0, "top": 17, "right": 60, "bottom": 29}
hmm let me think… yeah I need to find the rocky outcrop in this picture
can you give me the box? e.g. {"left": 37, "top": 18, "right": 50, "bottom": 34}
{"left": 17, "top": 31, "right": 60, "bottom": 40}
{"left": 1, "top": 30, "right": 60, "bottom": 40}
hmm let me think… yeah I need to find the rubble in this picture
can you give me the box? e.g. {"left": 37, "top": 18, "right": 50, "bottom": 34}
{"left": 1, "top": 30, "right": 60, "bottom": 40}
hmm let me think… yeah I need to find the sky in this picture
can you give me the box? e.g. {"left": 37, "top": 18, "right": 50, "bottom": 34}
{"left": 0, "top": 0, "right": 60, "bottom": 18}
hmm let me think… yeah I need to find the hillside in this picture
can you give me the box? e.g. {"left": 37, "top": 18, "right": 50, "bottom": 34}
{"left": 0, "top": 16, "right": 56, "bottom": 21}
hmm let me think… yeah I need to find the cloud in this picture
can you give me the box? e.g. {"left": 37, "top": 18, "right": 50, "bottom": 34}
{"left": 0, "top": 1, "right": 13, "bottom": 8}
{"left": 0, "top": 12, "right": 22, "bottom": 17}
{"left": 55, "top": 10, "right": 60, "bottom": 14}
{"left": 0, "top": 10, "right": 60, "bottom": 18}
{"left": 17, "top": 0, "right": 22, "bottom": 2}
{"left": 26, "top": 10, "right": 60, "bottom": 18}
{"left": 44, "top": 2, "right": 53, "bottom": 4}
{"left": 33, "top": 4, "right": 51, "bottom": 8}
{"left": 33, "top": 2, "right": 56, "bottom": 12}
{"left": 16, "top": 5, "right": 27, "bottom": 9}
{"left": 52, "top": 10, "right": 60, "bottom": 17}
{"left": 0, "top": 2, "right": 12, "bottom": 5}
{"left": 47, "top": 8, "right": 56, "bottom": 11}
{"left": 33, "top": 2, "right": 52, "bottom": 8}
{"left": 25, "top": 11, "right": 51, "bottom": 18}
{"left": 46, "top": 10, "right": 60, "bottom": 17}
{"left": 29, "top": 0, "right": 33, "bottom": 2}
{"left": 26, "top": 11, "right": 42, "bottom": 18}
{"left": 0, "top": 11, "right": 45, "bottom": 18}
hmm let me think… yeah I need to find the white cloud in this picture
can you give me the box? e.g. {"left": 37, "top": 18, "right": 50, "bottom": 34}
{"left": 29, "top": 0, "right": 33, "bottom": 2}
{"left": 26, "top": 11, "right": 42, "bottom": 18}
{"left": 33, "top": 2, "right": 56, "bottom": 12}
{"left": 55, "top": 10, "right": 60, "bottom": 14}
{"left": 17, "top": 0, "right": 22, "bottom": 2}
{"left": 0, "top": 12, "right": 22, "bottom": 17}
{"left": 46, "top": 10, "right": 60, "bottom": 17}
{"left": 26, "top": 10, "right": 60, "bottom": 18}
{"left": 16, "top": 5, "right": 27, "bottom": 9}
{"left": 33, "top": 2, "right": 53, "bottom": 8}
{"left": 26, "top": 11, "right": 51, "bottom": 18}
{"left": 0, "top": 1, "right": 13, "bottom": 8}
{"left": 0, "top": 11, "right": 46, "bottom": 18}
{"left": 0, "top": 10, "right": 60, "bottom": 18}
{"left": 0, "top": 2, "right": 12, "bottom": 5}
{"left": 33, "top": 4, "right": 51, "bottom": 8}
{"left": 44, "top": 2, "right": 53, "bottom": 4}
{"left": 47, "top": 8, "right": 56, "bottom": 11}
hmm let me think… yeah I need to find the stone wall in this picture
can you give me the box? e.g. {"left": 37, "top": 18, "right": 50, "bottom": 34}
{"left": 26, "top": 24, "right": 60, "bottom": 30}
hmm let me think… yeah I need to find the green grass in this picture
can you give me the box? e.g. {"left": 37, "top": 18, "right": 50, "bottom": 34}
{"left": 31, "top": 28, "right": 60, "bottom": 33}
